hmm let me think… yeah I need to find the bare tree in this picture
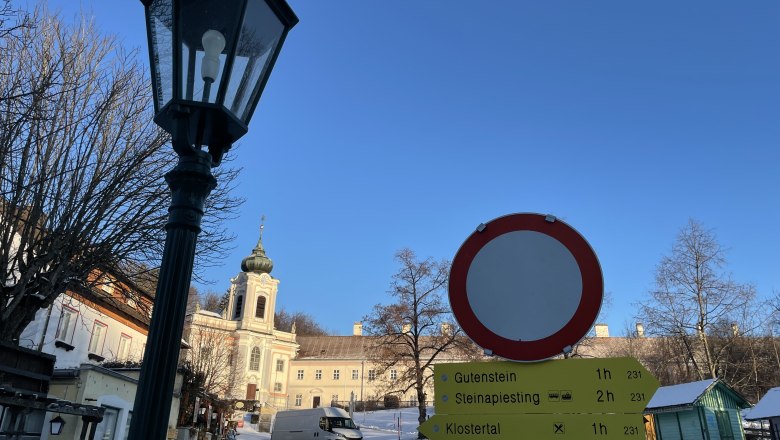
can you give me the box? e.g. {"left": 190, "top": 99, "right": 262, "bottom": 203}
{"left": 362, "top": 249, "right": 476, "bottom": 438}
{"left": 636, "top": 219, "right": 756, "bottom": 380}
{"left": 274, "top": 308, "right": 329, "bottom": 335}
{"left": 0, "top": 6, "right": 242, "bottom": 344}
{"left": 0, "top": 0, "right": 30, "bottom": 42}
{"left": 200, "top": 290, "right": 227, "bottom": 314}
{"left": 178, "top": 324, "right": 240, "bottom": 426}
{"left": 183, "top": 326, "right": 238, "bottom": 397}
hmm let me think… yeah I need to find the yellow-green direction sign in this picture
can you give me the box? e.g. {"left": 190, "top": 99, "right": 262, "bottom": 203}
{"left": 435, "top": 357, "right": 659, "bottom": 414}
{"left": 418, "top": 413, "right": 647, "bottom": 440}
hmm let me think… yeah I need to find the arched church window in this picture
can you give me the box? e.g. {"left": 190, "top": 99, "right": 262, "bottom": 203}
{"left": 234, "top": 296, "right": 243, "bottom": 319}
{"left": 256, "top": 296, "right": 266, "bottom": 319}
{"left": 250, "top": 347, "right": 261, "bottom": 371}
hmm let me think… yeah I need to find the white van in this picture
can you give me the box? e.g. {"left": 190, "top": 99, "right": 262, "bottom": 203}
{"left": 270, "top": 407, "right": 363, "bottom": 440}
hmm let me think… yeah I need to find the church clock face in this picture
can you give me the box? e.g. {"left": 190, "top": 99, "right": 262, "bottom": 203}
{"left": 259, "top": 273, "right": 270, "bottom": 285}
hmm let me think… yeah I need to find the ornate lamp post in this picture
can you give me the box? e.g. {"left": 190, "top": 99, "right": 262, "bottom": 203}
{"left": 129, "top": 1, "right": 297, "bottom": 439}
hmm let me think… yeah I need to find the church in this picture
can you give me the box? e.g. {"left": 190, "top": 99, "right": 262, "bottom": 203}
{"left": 183, "top": 224, "right": 298, "bottom": 407}
{"left": 183, "top": 225, "right": 449, "bottom": 412}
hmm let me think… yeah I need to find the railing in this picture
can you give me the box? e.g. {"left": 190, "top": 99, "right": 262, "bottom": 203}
{"left": 744, "top": 427, "right": 774, "bottom": 440}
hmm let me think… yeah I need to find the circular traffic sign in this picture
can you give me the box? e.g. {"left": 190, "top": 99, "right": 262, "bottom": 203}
{"left": 449, "top": 213, "right": 603, "bottom": 362}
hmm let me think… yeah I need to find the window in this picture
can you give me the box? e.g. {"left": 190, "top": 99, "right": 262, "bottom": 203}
{"left": 297, "top": 370, "right": 304, "bottom": 380}
{"left": 55, "top": 307, "right": 78, "bottom": 343}
{"left": 295, "top": 394, "right": 302, "bottom": 407}
{"left": 233, "top": 296, "right": 244, "bottom": 318}
{"left": 352, "top": 370, "right": 359, "bottom": 380}
{"left": 124, "top": 412, "right": 132, "bottom": 440}
{"left": 274, "top": 382, "right": 282, "bottom": 392}
{"left": 94, "top": 406, "right": 119, "bottom": 440}
{"left": 88, "top": 321, "right": 107, "bottom": 354}
{"left": 256, "top": 296, "right": 267, "bottom": 319}
{"left": 390, "top": 369, "right": 397, "bottom": 380}
{"left": 100, "top": 276, "right": 115, "bottom": 295}
{"left": 249, "top": 347, "right": 261, "bottom": 371}
{"left": 276, "top": 359, "right": 285, "bottom": 372}
{"left": 234, "top": 295, "right": 243, "bottom": 318}
{"left": 315, "top": 369, "right": 322, "bottom": 380}
{"left": 368, "top": 370, "right": 376, "bottom": 381}
{"left": 117, "top": 334, "right": 132, "bottom": 361}
{"left": 333, "top": 370, "right": 340, "bottom": 380}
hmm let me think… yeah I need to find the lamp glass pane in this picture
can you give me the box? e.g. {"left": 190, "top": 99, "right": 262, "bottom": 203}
{"left": 224, "top": 0, "right": 284, "bottom": 123}
{"left": 148, "top": 0, "right": 174, "bottom": 110}
{"left": 178, "top": 0, "right": 242, "bottom": 104}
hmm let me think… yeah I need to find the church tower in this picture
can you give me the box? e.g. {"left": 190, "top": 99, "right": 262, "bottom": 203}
{"left": 222, "top": 218, "right": 297, "bottom": 405}
{"left": 227, "top": 219, "right": 279, "bottom": 334}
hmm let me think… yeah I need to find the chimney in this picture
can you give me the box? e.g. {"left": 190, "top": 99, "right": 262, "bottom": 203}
{"left": 594, "top": 323, "right": 609, "bottom": 338}
{"left": 731, "top": 322, "right": 739, "bottom": 336}
{"left": 353, "top": 322, "right": 362, "bottom": 336}
{"left": 636, "top": 323, "right": 644, "bottom": 338}
{"left": 441, "top": 323, "right": 452, "bottom": 336}
{"left": 402, "top": 323, "right": 412, "bottom": 334}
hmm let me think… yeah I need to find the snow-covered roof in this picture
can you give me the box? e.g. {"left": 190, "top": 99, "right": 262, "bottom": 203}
{"left": 646, "top": 379, "right": 716, "bottom": 410}
{"left": 744, "top": 388, "right": 780, "bottom": 420}
{"left": 196, "top": 310, "right": 222, "bottom": 319}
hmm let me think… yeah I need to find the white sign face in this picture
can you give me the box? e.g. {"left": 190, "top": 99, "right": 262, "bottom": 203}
{"left": 449, "top": 213, "right": 603, "bottom": 361}
{"left": 467, "top": 231, "right": 582, "bottom": 341}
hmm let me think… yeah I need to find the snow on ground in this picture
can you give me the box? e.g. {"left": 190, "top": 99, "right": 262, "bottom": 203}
{"left": 235, "top": 407, "right": 434, "bottom": 440}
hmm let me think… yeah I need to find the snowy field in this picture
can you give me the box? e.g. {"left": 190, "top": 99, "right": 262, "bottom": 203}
{"left": 235, "top": 407, "right": 434, "bottom": 440}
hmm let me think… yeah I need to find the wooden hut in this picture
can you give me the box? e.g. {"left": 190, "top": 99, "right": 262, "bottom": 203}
{"left": 645, "top": 378, "right": 752, "bottom": 440}
{"left": 743, "top": 387, "right": 780, "bottom": 440}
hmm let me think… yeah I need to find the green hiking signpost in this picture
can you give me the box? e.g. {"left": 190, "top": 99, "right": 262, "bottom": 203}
{"left": 419, "top": 358, "right": 660, "bottom": 439}
{"left": 434, "top": 357, "right": 659, "bottom": 415}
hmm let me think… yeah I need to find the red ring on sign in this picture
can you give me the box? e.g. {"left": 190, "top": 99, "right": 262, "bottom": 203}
{"left": 449, "top": 213, "right": 603, "bottom": 362}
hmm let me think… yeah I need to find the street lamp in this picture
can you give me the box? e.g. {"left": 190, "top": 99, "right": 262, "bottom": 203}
{"left": 129, "top": 1, "right": 297, "bottom": 439}
{"left": 49, "top": 415, "right": 65, "bottom": 435}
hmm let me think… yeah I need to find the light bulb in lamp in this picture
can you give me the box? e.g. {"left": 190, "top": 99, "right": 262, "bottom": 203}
{"left": 201, "top": 29, "right": 226, "bottom": 82}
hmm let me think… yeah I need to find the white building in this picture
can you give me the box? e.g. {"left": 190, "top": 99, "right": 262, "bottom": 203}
{"left": 18, "top": 271, "right": 181, "bottom": 440}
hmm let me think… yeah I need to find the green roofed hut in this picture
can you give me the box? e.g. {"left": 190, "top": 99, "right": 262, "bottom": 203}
{"left": 645, "top": 378, "right": 752, "bottom": 440}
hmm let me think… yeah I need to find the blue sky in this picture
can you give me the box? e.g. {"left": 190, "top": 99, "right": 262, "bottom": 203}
{"left": 32, "top": 0, "right": 780, "bottom": 336}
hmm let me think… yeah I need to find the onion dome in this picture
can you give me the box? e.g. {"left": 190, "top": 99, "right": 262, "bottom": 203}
{"left": 241, "top": 218, "right": 273, "bottom": 274}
